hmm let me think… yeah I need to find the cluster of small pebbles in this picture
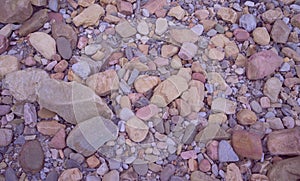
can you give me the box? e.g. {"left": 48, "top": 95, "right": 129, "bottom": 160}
{"left": 0, "top": 0, "right": 300, "bottom": 180}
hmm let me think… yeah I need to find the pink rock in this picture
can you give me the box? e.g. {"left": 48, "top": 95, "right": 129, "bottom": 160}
{"left": 180, "top": 150, "right": 197, "bottom": 160}
{"left": 77, "top": 36, "right": 88, "bottom": 49}
{"left": 233, "top": 28, "right": 250, "bottom": 42}
{"left": 49, "top": 128, "right": 66, "bottom": 149}
{"left": 23, "top": 56, "right": 36, "bottom": 66}
{"left": 178, "top": 42, "right": 198, "bottom": 60}
{"left": 192, "top": 73, "right": 206, "bottom": 83}
{"left": 206, "top": 140, "right": 219, "bottom": 160}
{"left": 246, "top": 50, "right": 283, "bottom": 80}
{"left": 136, "top": 104, "right": 159, "bottom": 121}
{"left": 48, "top": 12, "right": 63, "bottom": 23}
{"left": 154, "top": 57, "right": 169, "bottom": 67}
{"left": 0, "top": 35, "right": 9, "bottom": 54}
{"left": 199, "top": 159, "right": 211, "bottom": 172}
{"left": 128, "top": 93, "right": 144, "bottom": 104}
{"left": 117, "top": 0, "right": 133, "bottom": 15}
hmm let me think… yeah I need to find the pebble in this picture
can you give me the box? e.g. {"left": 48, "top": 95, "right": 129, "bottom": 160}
{"left": 24, "top": 103, "right": 37, "bottom": 126}
{"left": 239, "top": 14, "right": 257, "bottom": 32}
{"left": 18, "top": 9, "right": 48, "bottom": 36}
{"left": 262, "top": 9, "right": 283, "bottom": 24}
{"left": 160, "top": 164, "right": 175, "bottom": 181}
{"left": 155, "top": 18, "right": 168, "bottom": 35}
{"left": 134, "top": 75, "right": 160, "bottom": 93}
{"left": 0, "top": 35, "right": 9, "bottom": 54}
{"left": 217, "top": 7, "right": 237, "bottom": 23}
{"left": 136, "top": 104, "right": 158, "bottom": 121}
{"left": 0, "top": 105, "right": 11, "bottom": 116}
{"left": 199, "top": 159, "right": 211, "bottom": 172}
{"left": 0, "top": 55, "right": 19, "bottom": 79}
{"left": 49, "top": 128, "right": 66, "bottom": 149}
{"left": 115, "top": 20, "right": 137, "bottom": 38}
{"left": 29, "top": 32, "right": 56, "bottom": 59}
{"left": 0, "top": 129, "right": 13, "bottom": 146}
{"left": 252, "top": 27, "right": 270, "bottom": 45}
{"left": 168, "top": 5, "right": 185, "bottom": 20}
{"left": 191, "top": 171, "right": 219, "bottom": 181}
{"left": 282, "top": 116, "right": 295, "bottom": 129}
{"left": 137, "top": 20, "right": 149, "bottom": 35}
{"left": 125, "top": 116, "right": 149, "bottom": 142}
{"left": 71, "top": 61, "right": 91, "bottom": 79}
{"left": 5, "top": 167, "right": 18, "bottom": 181}
{"left": 218, "top": 140, "right": 239, "bottom": 162}
{"left": 52, "top": 22, "right": 78, "bottom": 49}
{"left": 191, "top": 24, "right": 204, "bottom": 36}
{"left": 19, "top": 140, "right": 44, "bottom": 173}
{"left": 73, "top": 4, "right": 105, "bottom": 27}
{"left": 233, "top": 28, "right": 249, "bottom": 42}
{"left": 133, "top": 163, "right": 148, "bottom": 176}
{"left": 237, "top": 109, "right": 257, "bottom": 125}
{"left": 178, "top": 42, "right": 198, "bottom": 60}
{"left": 170, "top": 29, "right": 198, "bottom": 44}
{"left": 161, "top": 45, "right": 179, "bottom": 58}
{"left": 58, "top": 168, "right": 82, "bottom": 181}
{"left": 180, "top": 150, "right": 197, "bottom": 160}
{"left": 263, "top": 77, "right": 282, "bottom": 103}
{"left": 268, "top": 156, "right": 300, "bottom": 181}
{"left": 211, "top": 97, "right": 237, "bottom": 114}
{"left": 206, "top": 140, "right": 219, "bottom": 160}
{"left": 225, "top": 163, "right": 243, "bottom": 181}
{"left": 103, "top": 170, "right": 119, "bottom": 181}
{"left": 56, "top": 37, "right": 72, "bottom": 60}
{"left": 0, "top": 0, "right": 33, "bottom": 23}
{"left": 271, "top": 20, "right": 291, "bottom": 44}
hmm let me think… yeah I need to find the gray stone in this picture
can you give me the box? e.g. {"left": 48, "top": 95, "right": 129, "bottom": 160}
{"left": 48, "top": 0, "right": 59, "bottom": 12}
{"left": 0, "top": 129, "right": 13, "bottom": 146}
{"left": 0, "top": 105, "right": 11, "bottom": 116}
{"left": 250, "top": 100, "right": 262, "bottom": 113}
{"left": 115, "top": 20, "right": 137, "bottom": 38}
{"left": 133, "top": 163, "right": 148, "bottom": 176}
{"left": 160, "top": 164, "right": 175, "bottom": 181}
{"left": 57, "top": 37, "right": 72, "bottom": 60}
{"left": 24, "top": 103, "right": 37, "bottom": 126}
{"left": 19, "top": 140, "right": 44, "bottom": 173}
{"left": 218, "top": 140, "right": 239, "bottom": 162}
{"left": 5, "top": 167, "right": 18, "bottom": 181}
{"left": 239, "top": 14, "right": 256, "bottom": 32}
{"left": 45, "top": 170, "right": 59, "bottom": 181}
{"left": 72, "top": 61, "right": 91, "bottom": 79}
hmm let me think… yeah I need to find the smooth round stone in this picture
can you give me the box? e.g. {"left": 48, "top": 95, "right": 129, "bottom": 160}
{"left": 19, "top": 140, "right": 44, "bottom": 173}
{"left": 239, "top": 14, "right": 257, "bottom": 32}
{"left": 56, "top": 37, "right": 72, "bottom": 59}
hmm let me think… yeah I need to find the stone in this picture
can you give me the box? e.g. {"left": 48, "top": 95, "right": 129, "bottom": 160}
{"left": 263, "top": 77, "right": 282, "bottom": 103}
{"left": 136, "top": 104, "right": 159, "bottom": 121}
{"left": 262, "top": 9, "right": 283, "bottom": 24}
{"left": 182, "top": 123, "right": 198, "bottom": 144}
{"left": 142, "top": 0, "right": 166, "bottom": 14}
{"left": 126, "top": 116, "right": 149, "bottom": 143}
{"left": 211, "top": 97, "right": 236, "bottom": 114}
{"left": 199, "top": 159, "right": 211, "bottom": 172}
{"left": 3, "top": 69, "right": 49, "bottom": 102}
{"left": 49, "top": 0, "right": 59, "bottom": 11}
{"left": 52, "top": 22, "right": 78, "bottom": 49}
{"left": 103, "top": 170, "right": 119, "bottom": 181}
{"left": 54, "top": 60, "right": 68, "bottom": 72}
{"left": 155, "top": 18, "right": 168, "bottom": 36}
{"left": 282, "top": 116, "right": 295, "bottom": 129}
{"left": 291, "top": 14, "right": 300, "bottom": 29}
{"left": 232, "top": 130, "right": 263, "bottom": 160}
{"left": 0, "top": 55, "right": 19, "bottom": 79}
{"left": 218, "top": 140, "right": 239, "bottom": 162}
{"left": 233, "top": 28, "right": 249, "bottom": 42}
{"left": 181, "top": 150, "right": 197, "bottom": 159}
{"left": 239, "top": 14, "right": 257, "bottom": 32}
{"left": 206, "top": 140, "right": 218, "bottom": 160}
{"left": 137, "top": 20, "right": 149, "bottom": 35}
{"left": 37, "top": 121, "right": 66, "bottom": 136}
{"left": 29, "top": 32, "right": 56, "bottom": 60}
{"left": 86, "top": 70, "right": 119, "bottom": 96}
{"left": 208, "top": 48, "right": 225, "bottom": 61}
{"left": 160, "top": 164, "right": 175, "bottom": 181}
{"left": 73, "top": 4, "right": 105, "bottom": 27}
{"left": 0, "top": 129, "right": 13, "bottom": 146}
{"left": 170, "top": 29, "right": 198, "bottom": 44}
{"left": 266, "top": 117, "right": 284, "bottom": 130}
{"left": 250, "top": 100, "right": 262, "bottom": 114}
{"left": 252, "top": 27, "right": 270, "bottom": 46}
{"left": 267, "top": 127, "right": 300, "bottom": 155}
{"left": 120, "top": 168, "right": 138, "bottom": 181}
{"left": 19, "top": 140, "right": 44, "bottom": 173}
{"left": 31, "top": 0, "right": 47, "bottom": 6}
{"left": 250, "top": 174, "right": 269, "bottom": 181}
{"left": 195, "top": 9, "right": 209, "bottom": 20}
{"left": 191, "top": 171, "right": 219, "bottom": 181}
{"left": 226, "top": 163, "right": 243, "bottom": 181}
{"left": 37, "top": 78, "right": 112, "bottom": 124}
{"left": 24, "top": 103, "right": 37, "bottom": 126}
{"left": 225, "top": 41, "right": 239, "bottom": 59}
{"left": 117, "top": 0, "right": 133, "bottom": 15}
{"left": 67, "top": 116, "right": 118, "bottom": 156}
{"left": 18, "top": 9, "right": 48, "bottom": 37}
{"left": 49, "top": 128, "right": 66, "bottom": 149}
{"left": 0, "top": 24, "right": 13, "bottom": 38}
{"left": 246, "top": 50, "right": 283, "bottom": 80}
{"left": 151, "top": 75, "right": 188, "bottom": 107}
{"left": 0, "top": 105, "right": 10, "bottom": 116}
{"left": 115, "top": 20, "right": 137, "bottom": 38}
{"left": 178, "top": 42, "right": 198, "bottom": 60}
{"left": 56, "top": 37, "right": 72, "bottom": 60}
{"left": 191, "top": 24, "right": 204, "bottom": 36}
{"left": 168, "top": 6, "right": 185, "bottom": 20}
{"left": 86, "top": 155, "right": 100, "bottom": 168}
{"left": 271, "top": 20, "right": 291, "bottom": 44}
{"left": 46, "top": 170, "right": 59, "bottom": 181}
{"left": 78, "top": 0, "right": 95, "bottom": 7}
{"left": 133, "top": 163, "right": 148, "bottom": 176}
{"left": 237, "top": 109, "right": 257, "bottom": 125}
{"left": 217, "top": 7, "right": 237, "bottom": 23}
{"left": 282, "top": 47, "right": 300, "bottom": 62}
{"left": 0, "top": 0, "right": 33, "bottom": 23}
{"left": 0, "top": 35, "right": 9, "bottom": 54}
{"left": 58, "top": 168, "right": 82, "bottom": 181}
{"left": 268, "top": 156, "right": 300, "bottom": 181}
{"left": 161, "top": 45, "right": 178, "bottom": 58}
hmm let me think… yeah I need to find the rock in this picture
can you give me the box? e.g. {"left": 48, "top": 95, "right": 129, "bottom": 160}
{"left": 0, "top": 24, "right": 13, "bottom": 38}
{"left": 86, "top": 155, "right": 100, "bottom": 168}
{"left": 78, "top": 0, "right": 95, "bottom": 7}
{"left": 181, "top": 80, "right": 204, "bottom": 112}
{"left": 0, "top": 105, "right": 10, "bottom": 116}
{"left": 37, "top": 121, "right": 66, "bottom": 136}
{"left": 250, "top": 174, "right": 269, "bottom": 181}
{"left": 49, "top": 128, "right": 66, "bottom": 149}
{"left": 103, "top": 170, "right": 119, "bottom": 181}
{"left": 73, "top": 4, "right": 104, "bottom": 27}
{"left": 117, "top": 0, "right": 133, "bottom": 15}
{"left": 224, "top": 41, "right": 239, "bottom": 59}
{"left": 29, "top": 32, "right": 56, "bottom": 60}
{"left": 142, "top": 0, "right": 166, "bottom": 14}
{"left": 137, "top": 20, "right": 149, "bottom": 35}
{"left": 170, "top": 29, "right": 198, "bottom": 44}
{"left": 160, "top": 164, "right": 175, "bottom": 181}
{"left": 282, "top": 47, "right": 300, "bottom": 62}
{"left": 0, "top": 0, "right": 33, "bottom": 23}
{"left": 191, "top": 24, "right": 204, "bottom": 36}
{"left": 262, "top": 9, "right": 283, "bottom": 24}
{"left": 252, "top": 27, "right": 270, "bottom": 46}
{"left": 218, "top": 140, "right": 239, "bottom": 162}
{"left": 31, "top": 0, "right": 47, "bottom": 6}
{"left": 282, "top": 116, "right": 295, "bottom": 129}
{"left": 49, "top": 0, "right": 59, "bottom": 12}
{"left": 232, "top": 130, "right": 263, "bottom": 160}
{"left": 19, "top": 140, "right": 44, "bottom": 173}
{"left": 211, "top": 97, "right": 236, "bottom": 114}
{"left": 199, "top": 159, "right": 211, "bottom": 172}
{"left": 115, "top": 20, "right": 137, "bottom": 38}
{"left": 267, "top": 127, "right": 300, "bottom": 155}
{"left": 5, "top": 167, "right": 18, "bottom": 181}
{"left": 233, "top": 28, "right": 249, "bottom": 42}
{"left": 263, "top": 77, "right": 282, "bottom": 103}
{"left": 246, "top": 50, "right": 283, "bottom": 80}
{"left": 291, "top": 14, "right": 300, "bottom": 29}
{"left": 250, "top": 100, "right": 262, "bottom": 114}
{"left": 58, "top": 168, "right": 82, "bottom": 181}
{"left": 86, "top": 70, "right": 119, "bottom": 96}
{"left": 225, "top": 163, "right": 243, "bottom": 181}
{"left": 67, "top": 116, "right": 118, "bottom": 156}
{"left": 237, "top": 109, "right": 257, "bottom": 125}
{"left": 18, "top": 9, "right": 48, "bottom": 36}
{"left": 239, "top": 14, "right": 256, "bottom": 32}
{"left": 266, "top": 117, "right": 284, "bottom": 130}
{"left": 133, "top": 163, "right": 148, "bottom": 176}
{"left": 271, "top": 20, "right": 291, "bottom": 44}
{"left": 120, "top": 168, "right": 138, "bottom": 181}
{"left": 54, "top": 60, "right": 68, "bottom": 72}
{"left": 217, "top": 7, "right": 237, "bottom": 23}
{"left": 46, "top": 170, "right": 59, "bottom": 181}
{"left": 181, "top": 150, "right": 197, "bottom": 159}
{"left": 136, "top": 104, "right": 159, "bottom": 121}
{"left": 191, "top": 171, "right": 219, "bottom": 181}
{"left": 56, "top": 37, "right": 72, "bottom": 60}
{"left": 3, "top": 69, "right": 49, "bottom": 102}
{"left": 0, "top": 55, "right": 19, "bottom": 79}
{"left": 168, "top": 6, "right": 185, "bottom": 20}
{"left": 52, "top": 22, "right": 78, "bottom": 49}
{"left": 126, "top": 116, "right": 149, "bottom": 142}
{"left": 161, "top": 45, "right": 178, "bottom": 58}
{"left": 207, "top": 140, "right": 219, "bottom": 160}
{"left": 268, "top": 156, "right": 300, "bottom": 181}
{"left": 178, "top": 42, "right": 198, "bottom": 60}
{"left": 208, "top": 48, "right": 225, "bottom": 61}
{"left": 24, "top": 103, "right": 37, "bottom": 126}
{"left": 0, "top": 35, "right": 9, "bottom": 54}
{"left": 37, "top": 78, "right": 112, "bottom": 124}
{"left": 71, "top": 61, "right": 91, "bottom": 79}
{"left": 151, "top": 75, "right": 188, "bottom": 107}
{"left": 155, "top": 18, "right": 168, "bottom": 36}
{"left": 0, "top": 129, "right": 13, "bottom": 146}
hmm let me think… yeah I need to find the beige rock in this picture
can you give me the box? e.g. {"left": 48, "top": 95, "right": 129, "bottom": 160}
{"left": 271, "top": 20, "right": 291, "bottom": 44}
{"left": 263, "top": 77, "right": 282, "bottom": 103}
{"left": 207, "top": 72, "right": 227, "bottom": 91}
{"left": 0, "top": 0, "right": 33, "bottom": 23}
{"left": 115, "top": 20, "right": 137, "bottom": 38}
{"left": 126, "top": 116, "right": 149, "bottom": 142}
{"left": 252, "top": 27, "right": 270, "bottom": 46}
{"left": 31, "top": 0, "right": 47, "bottom": 6}
{"left": 124, "top": 59, "right": 149, "bottom": 71}
{"left": 168, "top": 6, "right": 185, "bottom": 20}
{"left": 208, "top": 113, "right": 227, "bottom": 124}
{"left": 151, "top": 75, "right": 188, "bottom": 107}
{"left": 191, "top": 171, "right": 219, "bottom": 181}
{"left": 0, "top": 24, "right": 13, "bottom": 37}
{"left": 291, "top": 14, "right": 300, "bottom": 29}
{"left": 226, "top": 163, "right": 243, "bottom": 181}
{"left": 78, "top": 0, "right": 95, "bottom": 7}
{"left": 217, "top": 7, "right": 237, "bottom": 23}
{"left": 282, "top": 47, "right": 300, "bottom": 62}
{"left": 262, "top": 9, "right": 283, "bottom": 24}
{"left": 137, "top": 20, "right": 149, "bottom": 35}
{"left": 178, "top": 42, "right": 198, "bottom": 60}
{"left": 170, "top": 29, "right": 198, "bottom": 44}
{"left": 237, "top": 109, "right": 257, "bottom": 125}
{"left": 210, "top": 34, "right": 230, "bottom": 48}
{"left": 0, "top": 55, "right": 19, "bottom": 79}
{"left": 208, "top": 48, "right": 225, "bottom": 61}
{"left": 195, "top": 9, "right": 209, "bottom": 20}
{"left": 134, "top": 75, "right": 160, "bottom": 93}
{"left": 86, "top": 155, "right": 100, "bottom": 168}
{"left": 268, "top": 156, "right": 300, "bottom": 181}
{"left": 211, "top": 97, "right": 237, "bottom": 114}
{"left": 161, "top": 45, "right": 178, "bottom": 58}
{"left": 73, "top": 4, "right": 105, "bottom": 27}
{"left": 155, "top": 18, "right": 168, "bottom": 36}
{"left": 86, "top": 69, "right": 119, "bottom": 96}
{"left": 181, "top": 80, "right": 204, "bottom": 112}
{"left": 225, "top": 41, "right": 239, "bottom": 59}
{"left": 58, "top": 168, "right": 82, "bottom": 181}
{"left": 175, "top": 99, "right": 192, "bottom": 117}
{"left": 29, "top": 32, "right": 56, "bottom": 59}
{"left": 250, "top": 174, "right": 269, "bottom": 181}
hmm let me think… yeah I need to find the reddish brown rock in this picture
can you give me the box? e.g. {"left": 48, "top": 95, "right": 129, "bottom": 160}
{"left": 54, "top": 60, "right": 69, "bottom": 73}
{"left": 49, "top": 128, "right": 66, "bottom": 149}
{"left": 143, "top": 0, "right": 166, "bottom": 14}
{"left": 199, "top": 159, "right": 211, "bottom": 172}
{"left": 206, "top": 140, "right": 219, "bottom": 160}
{"left": 0, "top": 0, "right": 33, "bottom": 23}
{"left": 246, "top": 50, "right": 283, "bottom": 80}
{"left": 267, "top": 127, "right": 300, "bottom": 155}
{"left": 233, "top": 28, "right": 250, "bottom": 42}
{"left": 232, "top": 130, "right": 263, "bottom": 160}
{"left": 291, "top": 14, "right": 300, "bottom": 29}
{"left": 37, "top": 120, "right": 66, "bottom": 136}
{"left": 237, "top": 109, "right": 257, "bottom": 125}
{"left": 267, "top": 156, "right": 300, "bottom": 181}
{"left": 19, "top": 140, "right": 44, "bottom": 173}
{"left": 117, "top": 0, "right": 133, "bottom": 15}
{"left": 0, "top": 35, "right": 9, "bottom": 54}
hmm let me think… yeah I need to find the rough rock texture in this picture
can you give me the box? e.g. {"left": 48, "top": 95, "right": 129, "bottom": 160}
{"left": 0, "top": 0, "right": 33, "bottom": 23}
{"left": 73, "top": 4, "right": 105, "bottom": 27}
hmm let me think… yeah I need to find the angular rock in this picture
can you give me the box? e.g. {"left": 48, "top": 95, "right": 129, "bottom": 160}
{"left": 134, "top": 75, "right": 160, "bottom": 94}
{"left": 160, "top": 164, "right": 175, "bottom": 181}
{"left": 0, "top": 35, "right": 9, "bottom": 54}
{"left": 208, "top": 48, "right": 225, "bottom": 61}
{"left": 151, "top": 75, "right": 188, "bottom": 107}
{"left": 19, "top": 140, "right": 44, "bottom": 173}
{"left": 52, "top": 22, "right": 78, "bottom": 49}
{"left": 49, "top": 128, "right": 66, "bottom": 149}
{"left": 78, "top": 0, "right": 95, "bottom": 7}
{"left": 271, "top": 20, "right": 291, "bottom": 44}
{"left": 239, "top": 14, "right": 256, "bottom": 32}
{"left": 178, "top": 42, "right": 198, "bottom": 60}
{"left": 0, "top": 105, "right": 11, "bottom": 116}
{"left": 168, "top": 6, "right": 185, "bottom": 20}
{"left": 252, "top": 27, "right": 270, "bottom": 46}
{"left": 170, "top": 29, "right": 198, "bottom": 44}
{"left": 5, "top": 167, "right": 18, "bottom": 181}
{"left": 246, "top": 50, "right": 283, "bottom": 80}
{"left": 0, "top": 0, "right": 33, "bottom": 23}
{"left": 58, "top": 168, "right": 82, "bottom": 181}
{"left": 282, "top": 47, "right": 300, "bottom": 62}
{"left": 211, "top": 97, "right": 236, "bottom": 114}
{"left": 37, "top": 78, "right": 112, "bottom": 124}
{"left": 18, "top": 9, "right": 48, "bottom": 37}
{"left": 291, "top": 14, "right": 300, "bottom": 29}
{"left": 226, "top": 163, "right": 243, "bottom": 181}
{"left": 56, "top": 37, "right": 72, "bottom": 60}
{"left": 115, "top": 20, "right": 137, "bottom": 38}
{"left": 206, "top": 140, "right": 219, "bottom": 161}
{"left": 161, "top": 45, "right": 178, "bottom": 58}
{"left": 217, "top": 7, "right": 237, "bottom": 23}
{"left": 263, "top": 77, "right": 282, "bottom": 103}
{"left": 191, "top": 171, "right": 219, "bottom": 181}
{"left": 142, "top": 0, "right": 166, "bottom": 14}
{"left": 37, "top": 121, "right": 66, "bottom": 136}
{"left": 262, "top": 9, "right": 283, "bottom": 24}
{"left": 126, "top": 116, "right": 149, "bottom": 143}
{"left": 155, "top": 18, "right": 168, "bottom": 35}
{"left": 0, "top": 55, "right": 19, "bottom": 79}
{"left": 29, "top": 32, "right": 56, "bottom": 60}
{"left": 73, "top": 4, "right": 105, "bottom": 27}
{"left": 218, "top": 140, "right": 239, "bottom": 162}
{"left": 181, "top": 80, "right": 204, "bottom": 112}
{"left": 0, "top": 129, "right": 13, "bottom": 146}
{"left": 232, "top": 130, "right": 263, "bottom": 160}
{"left": 67, "top": 116, "right": 118, "bottom": 156}
{"left": 268, "top": 156, "right": 300, "bottom": 181}
{"left": 103, "top": 170, "right": 119, "bottom": 181}
{"left": 117, "top": 0, "right": 133, "bottom": 15}
{"left": 237, "top": 109, "right": 257, "bottom": 125}
{"left": 267, "top": 127, "right": 300, "bottom": 155}
{"left": 24, "top": 103, "right": 37, "bottom": 126}
{"left": 137, "top": 20, "right": 149, "bottom": 35}
{"left": 136, "top": 104, "right": 159, "bottom": 121}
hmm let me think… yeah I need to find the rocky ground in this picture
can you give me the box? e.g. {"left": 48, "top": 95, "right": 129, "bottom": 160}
{"left": 0, "top": 0, "right": 300, "bottom": 180}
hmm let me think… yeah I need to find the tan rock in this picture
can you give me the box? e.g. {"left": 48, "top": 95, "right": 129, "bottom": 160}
{"left": 282, "top": 47, "right": 300, "bottom": 62}
{"left": 201, "top": 20, "right": 217, "bottom": 32}
{"left": 262, "top": 9, "right": 283, "bottom": 24}
{"left": 78, "top": 0, "right": 95, "bottom": 7}
{"left": 211, "top": 97, "right": 236, "bottom": 114}
{"left": 29, "top": 32, "right": 56, "bottom": 60}
{"left": 175, "top": 98, "right": 192, "bottom": 117}
{"left": 161, "top": 45, "right": 178, "bottom": 58}
{"left": 271, "top": 20, "right": 291, "bottom": 44}
{"left": 58, "top": 168, "right": 82, "bottom": 181}
{"left": 73, "top": 4, "right": 105, "bottom": 27}
{"left": 250, "top": 174, "right": 269, "bottom": 181}
{"left": 134, "top": 75, "right": 160, "bottom": 93}
{"left": 195, "top": 9, "right": 209, "bottom": 20}
{"left": 126, "top": 116, "right": 149, "bottom": 142}
{"left": 142, "top": 0, "right": 166, "bottom": 14}
{"left": 226, "top": 163, "right": 243, "bottom": 181}
{"left": 263, "top": 77, "right": 282, "bottom": 103}
{"left": 217, "top": 7, "right": 237, "bottom": 23}
{"left": 208, "top": 113, "right": 227, "bottom": 124}
{"left": 168, "top": 6, "right": 185, "bottom": 20}
{"left": 0, "top": 0, "right": 33, "bottom": 23}
{"left": 181, "top": 80, "right": 205, "bottom": 112}
{"left": 291, "top": 14, "right": 300, "bottom": 29}
{"left": 86, "top": 155, "right": 100, "bottom": 168}
{"left": 237, "top": 109, "right": 257, "bottom": 125}
{"left": 115, "top": 20, "right": 137, "bottom": 38}
{"left": 225, "top": 41, "right": 239, "bottom": 59}
{"left": 0, "top": 55, "right": 19, "bottom": 79}
{"left": 155, "top": 18, "right": 168, "bottom": 35}
{"left": 267, "top": 156, "right": 300, "bottom": 181}
{"left": 253, "top": 27, "right": 270, "bottom": 46}
{"left": 210, "top": 34, "right": 230, "bottom": 48}
{"left": 207, "top": 72, "right": 227, "bottom": 91}
{"left": 170, "top": 29, "right": 198, "bottom": 44}
{"left": 208, "top": 48, "right": 225, "bottom": 61}
{"left": 178, "top": 42, "right": 198, "bottom": 60}
{"left": 37, "top": 121, "right": 66, "bottom": 136}
{"left": 117, "top": 0, "right": 133, "bottom": 15}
